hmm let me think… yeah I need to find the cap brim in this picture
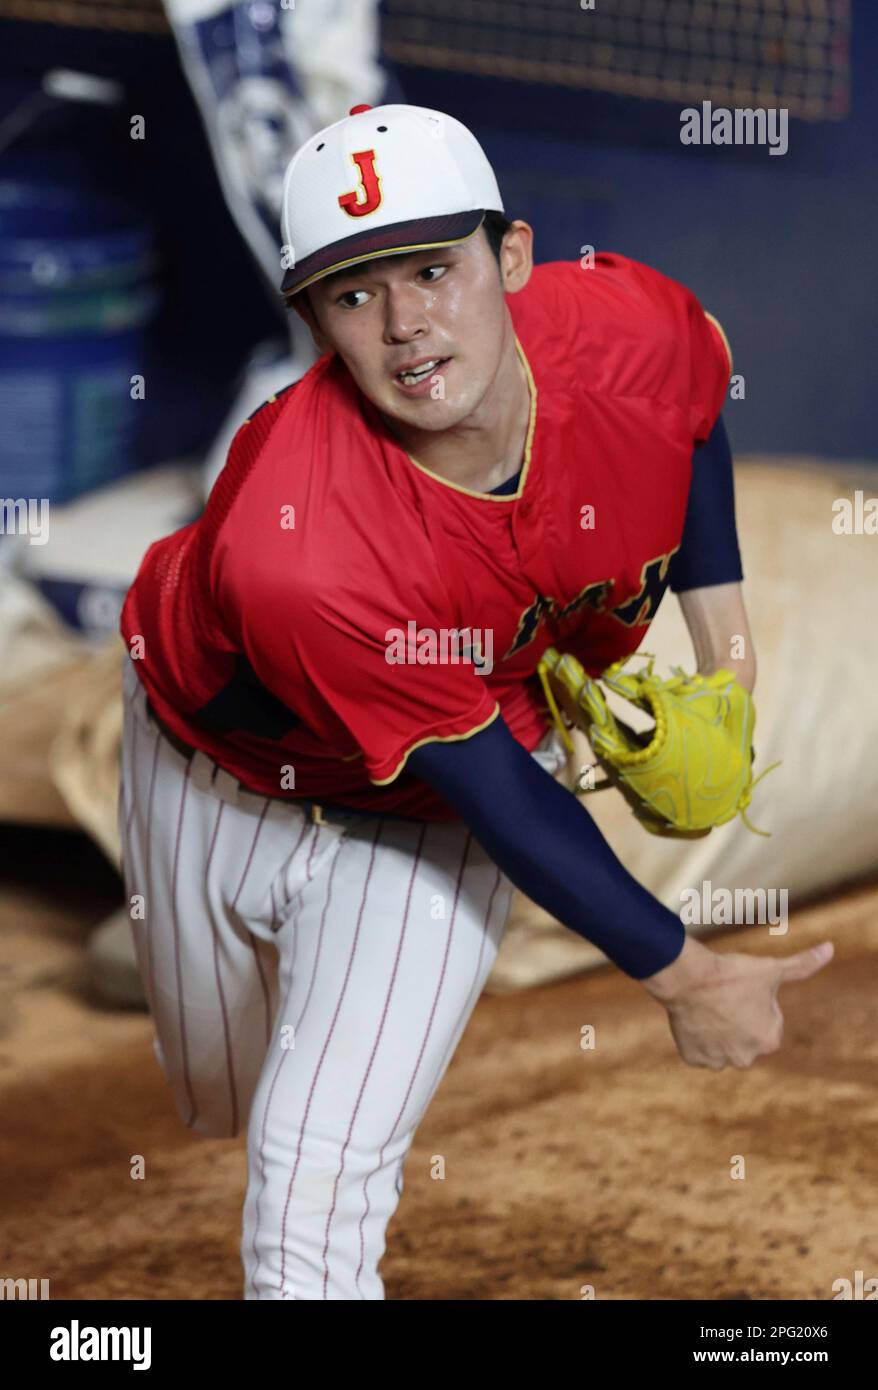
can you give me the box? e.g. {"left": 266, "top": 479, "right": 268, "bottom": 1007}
{"left": 280, "top": 211, "right": 485, "bottom": 296}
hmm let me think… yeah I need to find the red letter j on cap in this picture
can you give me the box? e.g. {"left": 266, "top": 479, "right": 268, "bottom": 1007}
{"left": 338, "top": 150, "right": 383, "bottom": 217}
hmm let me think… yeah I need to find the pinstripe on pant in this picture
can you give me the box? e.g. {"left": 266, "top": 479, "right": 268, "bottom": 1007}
{"left": 117, "top": 655, "right": 566, "bottom": 1299}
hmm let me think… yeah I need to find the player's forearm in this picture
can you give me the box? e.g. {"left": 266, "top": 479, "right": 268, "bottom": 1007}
{"left": 408, "top": 718, "right": 685, "bottom": 980}
{"left": 677, "top": 581, "right": 757, "bottom": 693}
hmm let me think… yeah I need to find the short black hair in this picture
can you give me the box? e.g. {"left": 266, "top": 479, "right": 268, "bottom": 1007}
{"left": 481, "top": 209, "right": 513, "bottom": 264}
{"left": 287, "top": 212, "right": 513, "bottom": 316}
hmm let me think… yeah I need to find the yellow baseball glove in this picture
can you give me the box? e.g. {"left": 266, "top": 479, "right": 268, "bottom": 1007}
{"left": 536, "top": 646, "right": 781, "bottom": 838}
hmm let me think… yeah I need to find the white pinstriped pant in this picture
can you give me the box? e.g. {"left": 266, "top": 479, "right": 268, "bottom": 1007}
{"left": 117, "top": 655, "right": 566, "bottom": 1300}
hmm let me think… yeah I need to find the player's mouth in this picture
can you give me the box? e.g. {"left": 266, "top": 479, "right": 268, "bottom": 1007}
{"left": 392, "top": 356, "right": 451, "bottom": 396}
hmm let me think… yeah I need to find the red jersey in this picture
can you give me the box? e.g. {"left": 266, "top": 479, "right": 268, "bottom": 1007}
{"left": 120, "top": 254, "right": 732, "bottom": 820}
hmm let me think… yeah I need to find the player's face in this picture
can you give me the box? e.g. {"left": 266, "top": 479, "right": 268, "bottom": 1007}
{"left": 300, "top": 224, "right": 532, "bottom": 433}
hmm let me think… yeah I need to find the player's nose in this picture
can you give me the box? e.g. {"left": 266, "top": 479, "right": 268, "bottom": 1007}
{"left": 382, "top": 283, "right": 429, "bottom": 343}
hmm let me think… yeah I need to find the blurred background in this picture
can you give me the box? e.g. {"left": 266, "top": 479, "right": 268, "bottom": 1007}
{"left": 1, "top": 0, "right": 876, "bottom": 1302}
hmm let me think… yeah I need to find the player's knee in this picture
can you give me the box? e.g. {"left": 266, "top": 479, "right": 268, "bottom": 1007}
{"left": 187, "top": 1113, "right": 240, "bottom": 1140}
{"left": 154, "top": 1042, "right": 247, "bottom": 1138}
{"left": 168, "top": 1090, "right": 241, "bottom": 1140}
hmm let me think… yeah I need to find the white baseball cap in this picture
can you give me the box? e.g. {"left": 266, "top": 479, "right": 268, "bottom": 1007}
{"left": 279, "top": 103, "right": 504, "bottom": 297}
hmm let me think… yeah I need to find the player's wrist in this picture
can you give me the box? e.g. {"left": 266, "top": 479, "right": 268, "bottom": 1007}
{"left": 694, "top": 646, "right": 756, "bottom": 691}
{"left": 640, "top": 935, "right": 719, "bottom": 1004}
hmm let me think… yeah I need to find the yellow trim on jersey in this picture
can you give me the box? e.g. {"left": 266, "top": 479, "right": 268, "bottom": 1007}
{"left": 368, "top": 703, "right": 502, "bottom": 786}
{"left": 283, "top": 225, "right": 483, "bottom": 298}
{"left": 402, "top": 336, "right": 538, "bottom": 502}
{"left": 704, "top": 311, "right": 734, "bottom": 377}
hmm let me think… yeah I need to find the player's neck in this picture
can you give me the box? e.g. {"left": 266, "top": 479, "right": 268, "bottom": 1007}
{"left": 379, "top": 330, "right": 531, "bottom": 494}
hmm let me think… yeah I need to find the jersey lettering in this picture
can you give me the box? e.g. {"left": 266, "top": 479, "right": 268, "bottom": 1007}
{"left": 611, "top": 550, "right": 678, "bottom": 628}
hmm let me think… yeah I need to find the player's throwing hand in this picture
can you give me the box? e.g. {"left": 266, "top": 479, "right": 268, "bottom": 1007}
{"left": 641, "top": 936, "right": 835, "bottom": 1070}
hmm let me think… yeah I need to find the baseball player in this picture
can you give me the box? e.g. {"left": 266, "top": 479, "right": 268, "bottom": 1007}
{"left": 118, "top": 103, "right": 833, "bottom": 1300}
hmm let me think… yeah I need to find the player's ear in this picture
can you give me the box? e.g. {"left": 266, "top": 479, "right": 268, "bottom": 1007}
{"left": 287, "top": 290, "right": 331, "bottom": 355}
{"left": 499, "top": 219, "right": 534, "bottom": 294}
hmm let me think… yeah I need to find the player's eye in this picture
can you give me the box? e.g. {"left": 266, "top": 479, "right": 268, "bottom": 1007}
{"left": 419, "top": 264, "right": 448, "bottom": 283}
{"left": 336, "top": 288, "right": 371, "bottom": 308}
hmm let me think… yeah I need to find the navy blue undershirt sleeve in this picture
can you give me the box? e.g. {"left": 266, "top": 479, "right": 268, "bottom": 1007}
{"left": 667, "top": 413, "right": 744, "bottom": 593}
{"left": 407, "top": 717, "right": 685, "bottom": 981}
{"left": 390, "top": 414, "right": 742, "bottom": 979}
